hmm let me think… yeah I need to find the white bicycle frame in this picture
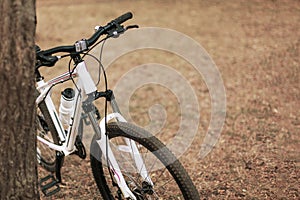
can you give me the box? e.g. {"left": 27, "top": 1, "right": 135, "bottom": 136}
{"left": 36, "top": 60, "right": 152, "bottom": 199}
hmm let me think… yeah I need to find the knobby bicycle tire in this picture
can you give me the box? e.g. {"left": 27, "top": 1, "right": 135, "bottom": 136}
{"left": 90, "top": 122, "right": 200, "bottom": 199}
{"left": 37, "top": 101, "right": 60, "bottom": 172}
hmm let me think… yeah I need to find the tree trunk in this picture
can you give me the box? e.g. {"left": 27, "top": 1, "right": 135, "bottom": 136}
{"left": 0, "top": 0, "right": 38, "bottom": 199}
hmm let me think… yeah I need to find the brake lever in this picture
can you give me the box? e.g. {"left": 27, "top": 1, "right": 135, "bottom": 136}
{"left": 107, "top": 24, "right": 139, "bottom": 38}
{"left": 125, "top": 25, "right": 139, "bottom": 30}
{"left": 107, "top": 23, "right": 125, "bottom": 38}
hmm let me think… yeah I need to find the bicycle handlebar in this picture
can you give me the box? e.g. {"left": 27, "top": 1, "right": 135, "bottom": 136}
{"left": 113, "top": 12, "right": 133, "bottom": 25}
{"left": 41, "top": 12, "right": 133, "bottom": 56}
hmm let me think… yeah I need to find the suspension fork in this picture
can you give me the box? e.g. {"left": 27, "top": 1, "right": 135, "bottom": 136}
{"left": 95, "top": 90, "right": 153, "bottom": 195}
{"left": 107, "top": 91, "right": 153, "bottom": 185}
{"left": 81, "top": 93, "right": 135, "bottom": 199}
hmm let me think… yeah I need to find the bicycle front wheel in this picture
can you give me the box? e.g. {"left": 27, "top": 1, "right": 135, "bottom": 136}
{"left": 90, "top": 122, "right": 199, "bottom": 199}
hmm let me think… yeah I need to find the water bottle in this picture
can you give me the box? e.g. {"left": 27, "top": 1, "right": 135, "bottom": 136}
{"left": 59, "top": 88, "right": 75, "bottom": 126}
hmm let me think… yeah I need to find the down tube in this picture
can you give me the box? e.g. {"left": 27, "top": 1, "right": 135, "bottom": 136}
{"left": 65, "top": 82, "right": 83, "bottom": 152}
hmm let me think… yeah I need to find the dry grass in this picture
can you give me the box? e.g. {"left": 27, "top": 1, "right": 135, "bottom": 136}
{"left": 37, "top": 0, "right": 300, "bottom": 199}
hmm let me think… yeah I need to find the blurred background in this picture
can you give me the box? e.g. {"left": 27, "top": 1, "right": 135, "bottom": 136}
{"left": 37, "top": 0, "right": 300, "bottom": 199}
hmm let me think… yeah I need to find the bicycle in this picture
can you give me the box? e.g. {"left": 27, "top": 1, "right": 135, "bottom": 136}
{"left": 35, "top": 12, "right": 200, "bottom": 199}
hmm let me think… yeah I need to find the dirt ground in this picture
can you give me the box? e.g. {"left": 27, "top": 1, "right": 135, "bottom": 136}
{"left": 36, "top": 0, "right": 299, "bottom": 199}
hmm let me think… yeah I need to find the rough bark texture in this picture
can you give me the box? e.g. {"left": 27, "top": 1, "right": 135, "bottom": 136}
{"left": 0, "top": 0, "right": 38, "bottom": 199}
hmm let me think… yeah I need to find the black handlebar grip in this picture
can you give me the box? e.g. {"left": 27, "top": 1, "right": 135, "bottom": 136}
{"left": 113, "top": 12, "right": 133, "bottom": 24}
{"left": 41, "top": 12, "right": 134, "bottom": 56}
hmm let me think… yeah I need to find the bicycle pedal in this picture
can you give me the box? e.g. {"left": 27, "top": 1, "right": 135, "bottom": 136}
{"left": 40, "top": 175, "right": 60, "bottom": 196}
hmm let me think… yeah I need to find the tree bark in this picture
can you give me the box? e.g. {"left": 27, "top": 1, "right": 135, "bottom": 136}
{"left": 0, "top": 0, "right": 38, "bottom": 199}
